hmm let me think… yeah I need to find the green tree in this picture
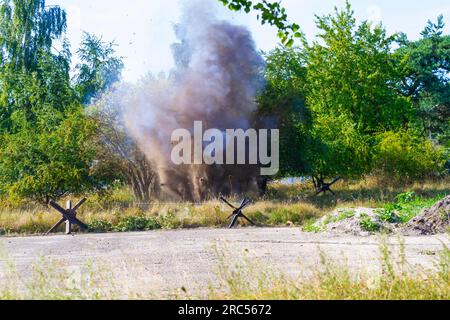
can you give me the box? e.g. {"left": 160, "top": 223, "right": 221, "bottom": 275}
{"left": 257, "top": 47, "right": 313, "bottom": 177}
{"left": 74, "top": 32, "right": 124, "bottom": 104}
{"left": 0, "top": 109, "right": 98, "bottom": 205}
{"left": 0, "top": 0, "right": 68, "bottom": 131}
{"left": 305, "top": 2, "right": 412, "bottom": 179}
{"left": 218, "top": 0, "right": 302, "bottom": 46}
{"left": 396, "top": 16, "right": 450, "bottom": 145}
{"left": 0, "top": 1, "right": 110, "bottom": 204}
{"left": 0, "top": 47, "right": 101, "bottom": 204}
{"left": 0, "top": 0, "right": 67, "bottom": 72}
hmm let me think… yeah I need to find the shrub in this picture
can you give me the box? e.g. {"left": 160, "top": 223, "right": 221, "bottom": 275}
{"left": 373, "top": 130, "right": 446, "bottom": 181}
{"left": 88, "top": 220, "right": 114, "bottom": 233}
{"left": 113, "top": 216, "right": 161, "bottom": 232}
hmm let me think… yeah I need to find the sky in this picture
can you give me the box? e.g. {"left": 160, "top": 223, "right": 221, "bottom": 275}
{"left": 46, "top": 0, "right": 450, "bottom": 82}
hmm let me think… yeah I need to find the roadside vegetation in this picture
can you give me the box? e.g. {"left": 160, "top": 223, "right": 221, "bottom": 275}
{"left": 0, "top": 177, "right": 447, "bottom": 236}
{"left": 1, "top": 241, "right": 448, "bottom": 300}
{"left": 209, "top": 243, "right": 450, "bottom": 300}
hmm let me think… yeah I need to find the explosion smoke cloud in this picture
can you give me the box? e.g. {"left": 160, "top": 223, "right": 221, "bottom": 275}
{"left": 106, "top": 0, "right": 268, "bottom": 201}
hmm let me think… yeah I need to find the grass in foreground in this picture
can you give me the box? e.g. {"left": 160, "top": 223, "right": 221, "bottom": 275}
{"left": 209, "top": 242, "right": 450, "bottom": 300}
{"left": 0, "top": 244, "right": 120, "bottom": 300}
{"left": 1, "top": 241, "right": 449, "bottom": 300}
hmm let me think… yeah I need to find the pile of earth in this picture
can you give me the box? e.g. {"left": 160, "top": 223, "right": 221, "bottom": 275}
{"left": 311, "top": 207, "right": 398, "bottom": 236}
{"left": 311, "top": 196, "right": 450, "bottom": 236}
{"left": 403, "top": 195, "right": 450, "bottom": 235}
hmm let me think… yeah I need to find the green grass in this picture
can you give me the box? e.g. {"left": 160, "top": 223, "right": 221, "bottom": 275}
{"left": 377, "top": 192, "right": 447, "bottom": 224}
{"left": 303, "top": 219, "right": 323, "bottom": 233}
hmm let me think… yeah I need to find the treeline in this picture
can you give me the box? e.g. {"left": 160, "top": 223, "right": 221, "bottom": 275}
{"left": 0, "top": 0, "right": 124, "bottom": 205}
{"left": 0, "top": 0, "right": 448, "bottom": 205}
{"left": 259, "top": 3, "right": 449, "bottom": 189}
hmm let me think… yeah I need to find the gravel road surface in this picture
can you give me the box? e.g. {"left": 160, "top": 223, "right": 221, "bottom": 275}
{"left": 1, "top": 228, "right": 448, "bottom": 298}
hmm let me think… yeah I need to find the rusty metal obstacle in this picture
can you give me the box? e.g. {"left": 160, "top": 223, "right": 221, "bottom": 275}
{"left": 220, "top": 196, "right": 256, "bottom": 228}
{"left": 46, "top": 199, "right": 88, "bottom": 235}
{"left": 314, "top": 177, "right": 342, "bottom": 196}
{"left": 44, "top": 196, "right": 256, "bottom": 233}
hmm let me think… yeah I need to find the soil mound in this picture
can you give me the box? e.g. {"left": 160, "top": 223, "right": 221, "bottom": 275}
{"left": 403, "top": 196, "right": 450, "bottom": 235}
{"left": 312, "top": 208, "right": 396, "bottom": 236}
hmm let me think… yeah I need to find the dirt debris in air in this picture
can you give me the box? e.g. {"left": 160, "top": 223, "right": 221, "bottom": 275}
{"left": 403, "top": 196, "right": 450, "bottom": 236}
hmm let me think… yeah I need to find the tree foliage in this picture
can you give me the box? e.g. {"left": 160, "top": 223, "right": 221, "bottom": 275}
{"left": 218, "top": 0, "right": 302, "bottom": 46}
{"left": 257, "top": 47, "right": 312, "bottom": 177}
{"left": 0, "top": 109, "right": 97, "bottom": 204}
{"left": 74, "top": 32, "right": 124, "bottom": 104}
{"left": 0, "top": 1, "right": 123, "bottom": 204}
{"left": 373, "top": 130, "right": 446, "bottom": 180}
{"left": 0, "top": 0, "right": 67, "bottom": 72}
{"left": 0, "top": 0, "right": 70, "bottom": 131}
{"left": 258, "top": 2, "right": 448, "bottom": 182}
{"left": 396, "top": 15, "right": 450, "bottom": 145}
{"left": 304, "top": 3, "right": 413, "bottom": 179}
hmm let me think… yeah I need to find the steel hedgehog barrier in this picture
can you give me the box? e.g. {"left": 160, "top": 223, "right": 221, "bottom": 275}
{"left": 46, "top": 199, "right": 88, "bottom": 235}
{"left": 313, "top": 177, "right": 342, "bottom": 196}
{"left": 44, "top": 196, "right": 258, "bottom": 234}
{"left": 220, "top": 196, "right": 256, "bottom": 228}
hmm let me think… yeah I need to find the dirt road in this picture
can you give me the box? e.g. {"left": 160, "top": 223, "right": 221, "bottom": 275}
{"left": 1, "top": 228, "right": 448, "bottom": 298}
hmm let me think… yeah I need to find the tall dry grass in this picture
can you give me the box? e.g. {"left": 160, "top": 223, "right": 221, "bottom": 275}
{"left": 0, "top": 200, "right": 322, "bottom": 235}
{"left": 0, "top": 177, "right": 448, "bottom": 235}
